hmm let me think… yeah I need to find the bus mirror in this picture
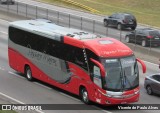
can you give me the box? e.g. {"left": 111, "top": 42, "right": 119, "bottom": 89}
{"left": 90, "top": 58, "right": 105, "bottom": 78}
{"left": 136, "top": 58, "right": 146, "bottom": 73}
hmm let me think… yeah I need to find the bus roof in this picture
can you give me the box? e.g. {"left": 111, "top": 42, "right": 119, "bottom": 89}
{"left": 9, "top": 19, "right": 133, "bottom": 58}
{"left": 9, "top": 19, "right": 99, "bottom": 40}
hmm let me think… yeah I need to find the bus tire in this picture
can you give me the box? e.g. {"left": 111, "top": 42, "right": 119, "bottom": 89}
{"left": 25, "top": 66, "right": 33, "bottom": 81}
{"left": 80, "top": 87, "right": 90, "bottom": 104}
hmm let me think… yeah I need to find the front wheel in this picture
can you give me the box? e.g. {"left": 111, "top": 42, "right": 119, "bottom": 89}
{"left": 125, "top": 36, "right": 130, "bottom": 43}
{"left": 25, "top": 66, "right": 33, "bottom": 81}
{"left": 104, "top": 20, "right": 108, "bottom": 27}
{"left": 117, "top": 23, "right": 122, "bottom": 30}
{"left": 142, "top": 40, "right": 147, "bottom": 47}
{"left": 131, "top": 27, "right": 136, "bottom": 30}
{"left": 80, "top": 88, "right": 90, "bottom": 104}
{"left": 146, "top": 86, "right": 153, "bottom": 95}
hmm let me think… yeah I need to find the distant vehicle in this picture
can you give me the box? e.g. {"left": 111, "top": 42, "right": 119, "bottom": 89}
{"left": 144, "top": 73, "right": 160, "bottom": 95}
{"left": 104, "top": 13, "right": 137, "bottom": 30}
{"left": 0, "top": 0, "right": 15, "bottom": 4}
{"left": 125, "top": 28, "right": 160, "bottom": 47}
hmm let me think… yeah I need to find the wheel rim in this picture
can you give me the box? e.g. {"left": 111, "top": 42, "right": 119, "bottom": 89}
{"left": 104, "top": 21, "right": 108, "bottom": 26}
{"left": 126, "top": 36, "right": 129, "bottom": 42}
{"left": 26, "top": 69, "right": 31, "bottom": 79}
{"left": 118, "top": 24, "right": 121, "bottom": 30}
{"left": 147, "top": 86, "right": 152, "bottom": 94}
{"left": 82, "top": 90, "right": 88, "bottom": 103}
{"left": 142, "top": 40, "right": 146, "bottom": 47}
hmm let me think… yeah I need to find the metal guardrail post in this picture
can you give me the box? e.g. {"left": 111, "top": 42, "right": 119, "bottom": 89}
{"left": 106, "top": 27, "right": 108, "bottom": 36}
{"left": 17, "top": 2, "right": 18, "bottom": 14}
{"left": 36, "top": 6, "right": 37, "bottom": 19}
{"left": 120, "top": 30, "right": 122, "bottom": 41}
{"left": 69, "top": 14, "right": 70, "bottom": 28}
{"left": 57, "top": 11, "right": 59, "bottom": 24}
{"left": 81, "top": 17, "right": 82, "bottom": 30}
{"left": 26, "top": 4, "right": 27, "bottom": 17}
{"left": 7, "top": 4, "right": 9, "bottom": 13}
{"left": 134, "top": 31, "right": 137, "bottom": 51}
{"left": 47, "top": 9, "right": 48, "bottom": 19}
{"left": 93, "top": 20, "right": 95, "bottom": 33}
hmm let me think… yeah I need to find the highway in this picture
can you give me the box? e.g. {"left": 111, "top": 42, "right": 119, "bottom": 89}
{"left": 0, "top": 0, "right": 160, "bottom": 113}
{"left": 0, "top": 0, "right": 160, "bottom": 61}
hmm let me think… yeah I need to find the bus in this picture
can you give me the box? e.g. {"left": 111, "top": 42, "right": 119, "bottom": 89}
{"left": 8, "top": 19, "right": 146, "bottom": 105}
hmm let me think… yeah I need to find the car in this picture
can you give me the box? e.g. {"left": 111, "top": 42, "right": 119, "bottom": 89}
{"left": 125, "top": 28, "right": 160, "bottom": 47}
{"left": 144, "top": 73, "right": 160, "bottom": 95}
{"left": 103, "top": 13, "right": 137, "bottom": 30}
{"left": 0, "top": 0, "right": 15, "bottom": 5}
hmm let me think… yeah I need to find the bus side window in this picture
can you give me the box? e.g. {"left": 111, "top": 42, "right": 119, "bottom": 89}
{"left": 74, "top": 49, "right": 87, "bottom": 69}
{"left": 86, "top": 49, "right": 99, "bottom": 80}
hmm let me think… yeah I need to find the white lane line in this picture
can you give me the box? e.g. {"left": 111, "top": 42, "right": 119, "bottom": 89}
{"left": 92, "top": 106, "right": 112, "bottom": 113}
{"left": 143, "top": 60, "right": 159, "bottom": 66}
{"left": 33, "top": 82, "right": 52, "bottom": 90}
{"left": 0, "top": 92, "right": 44, "bottom": 113}
{"left": 0, "top": 67, "right": 5, "bottom": 71}
{"left": 38, "top": 13, "right": 63, "bottom": 20}
{"left": 0, "top": 31, "right": 8, "bottom": 35}
{"left": 59, "top": 92, "right": 81, "bottom": 102}
{"left": 8, "top": 71, "right": 25, "bottom": 79}
{"left": 0, "top": 18, "right": 9, "bottom": 23}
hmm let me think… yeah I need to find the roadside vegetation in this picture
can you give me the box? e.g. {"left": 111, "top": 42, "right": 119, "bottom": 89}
{"left": 39, "top": 0, "right": 160, "bottom": 27}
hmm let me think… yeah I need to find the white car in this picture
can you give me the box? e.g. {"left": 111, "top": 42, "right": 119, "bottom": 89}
{"left": 0, "top": 0, "right": 15, "bottom": 4}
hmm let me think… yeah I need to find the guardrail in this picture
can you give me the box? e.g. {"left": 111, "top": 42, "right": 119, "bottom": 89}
{"left": 0, "top": 0, "right": 159, "bottom": 64}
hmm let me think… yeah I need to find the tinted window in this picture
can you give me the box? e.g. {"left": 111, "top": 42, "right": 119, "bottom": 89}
{"left": 149, "top": 31, "right": 160, "bottom": 36}
{"left": 125, "top": 15, "right": 135, "bottom": 20}
{"left": 9, "top": 26, "right": 88, "bottom": 70}
{"left": 152, "top": 75, "right": 160, "bottom": 82}
{"left": 110, "top": 14, "right": 116, "bottom": 18}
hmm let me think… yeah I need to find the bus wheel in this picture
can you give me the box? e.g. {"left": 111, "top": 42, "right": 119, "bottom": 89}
{"left": 25, "top": 66, "right": 33, "bottom": 81}
{"left": 80, "top": 88, "right": 90, "bottom": 104}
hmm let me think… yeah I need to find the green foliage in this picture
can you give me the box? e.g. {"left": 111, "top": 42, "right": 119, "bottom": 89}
{"left": 40, "top": 0, "right": 160, "bottom": 27}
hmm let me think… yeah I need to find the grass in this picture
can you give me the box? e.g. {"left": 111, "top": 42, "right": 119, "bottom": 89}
{"left": 39, "top": 0, "right": 160, "bottom": 27}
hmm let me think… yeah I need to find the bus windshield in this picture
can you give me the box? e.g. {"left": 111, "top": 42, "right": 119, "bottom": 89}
{"left": 101, "top": 56, "right": 139, "bottom": 92}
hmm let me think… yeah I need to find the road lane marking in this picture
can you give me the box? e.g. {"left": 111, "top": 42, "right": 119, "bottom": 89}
{"left": 8, "top": 71, "right": 25, "bottom": 79}
{"left": 0, "top": 67, "right": 5, "bottom": 70}
{"left": 59, "top": 92, "right": 81, "bottom": 102}
{"left": 0, "top": 18, "right": 9, "bottom": 23}
{"left": 33, "top": 82, "right": 52, "bottom": 90}
{"left": 92, "top": 106, "right": 112, "bottom": 113}
{"left": 143, "top": 60, "right": 159, "bottom": 66}
{"left": 0, "top": 31, "right": 8, "bottom": 35}
{"left": 37, "top": 13, "right": 63, "bottom": 20}
{"left": 0, "top": 92, "right": 44, "bottom": 113}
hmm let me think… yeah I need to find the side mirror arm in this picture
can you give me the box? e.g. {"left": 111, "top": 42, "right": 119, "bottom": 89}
{"left": 90, "top": 58, "right": 105, "bottom": 78}
{"left": 136, "top": 58, "right": 146, "bottom": 73}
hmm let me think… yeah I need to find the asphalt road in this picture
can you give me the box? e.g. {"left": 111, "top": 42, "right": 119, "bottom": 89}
{"left": 0, "top": 0, "right": 160, "bottom": 55}
{"left": 0, "top": 1, "right": 160, "bottom": 113}
{"left": 0, "top": 15, "right": 160, "bottom": 113}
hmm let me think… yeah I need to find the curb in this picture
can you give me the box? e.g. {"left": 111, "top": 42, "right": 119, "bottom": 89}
{"left": 60, "top": 0, "right": 99, "bottom": 13}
